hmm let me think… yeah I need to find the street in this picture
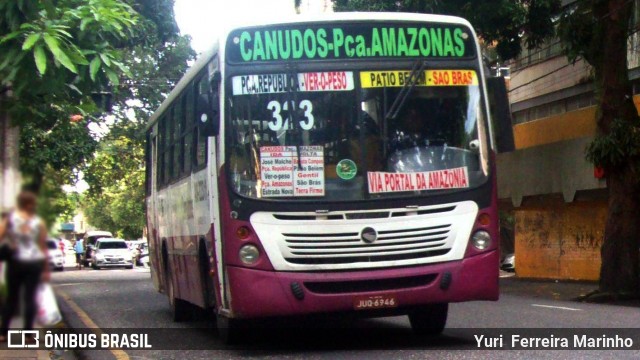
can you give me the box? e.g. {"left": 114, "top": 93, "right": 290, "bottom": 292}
{"left": 51, "top": 267, "right": 640, "bottom": 359}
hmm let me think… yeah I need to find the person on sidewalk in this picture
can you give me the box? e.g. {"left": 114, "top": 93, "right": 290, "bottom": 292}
{"left": 0, "top": 191, "right": 50, "bottom": 343}
{"left": 74, "top": 238, "right": 84, "bottom": 269}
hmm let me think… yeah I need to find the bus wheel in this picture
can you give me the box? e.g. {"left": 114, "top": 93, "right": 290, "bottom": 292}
{"left": 216, "top": 315, "right": 242, "bottom": 345}
{"left": 408, "top": 303, "right": 448, "bottom": 336}
{"left": 166, "top": 267, "right": 191, "bottom": 322}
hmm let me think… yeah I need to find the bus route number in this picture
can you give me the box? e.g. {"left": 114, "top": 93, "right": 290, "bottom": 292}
{"left": 267, "top": 99, "right": 314, "bottom": 131}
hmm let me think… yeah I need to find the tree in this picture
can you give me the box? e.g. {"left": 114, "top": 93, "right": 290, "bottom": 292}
{"left": 330, "top": 0, "right": 560, "bottom": 61}
{"left": 83, "top": 135, "right": 145, "bottom": 239}
{"left": 0, "top": 0, "right": 139, "bottom": 192}
{"left": 331, "top": 0, "right": 640, "bottom": 298}
{"left": 82, "top": 0, "right": 196, "bottom": 238}
{"left": 558, "top": 0, "right": 640, "bottom": 299}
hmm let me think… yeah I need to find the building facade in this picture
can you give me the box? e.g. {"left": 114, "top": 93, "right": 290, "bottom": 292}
{"left": 497, "top": 1, "right": 640, "bottom": 280}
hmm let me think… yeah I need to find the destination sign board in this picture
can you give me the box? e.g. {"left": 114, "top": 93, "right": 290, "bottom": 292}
{"left": 360, "top": 70, "right": 478, "bottom": 88}
{"left": 226, "top": 22, "right": 475, "bottom": 63}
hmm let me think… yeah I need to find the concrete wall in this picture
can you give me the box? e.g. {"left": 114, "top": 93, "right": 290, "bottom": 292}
{"left": 497, "top": 136, "right": 607, "bottom": 207}
{"left": 514, "top": 196, "right": 606, "bottom": 280}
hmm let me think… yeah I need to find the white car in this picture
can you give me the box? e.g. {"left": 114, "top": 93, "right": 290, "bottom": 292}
{"left": 46, "top": 239, "right": 64, "bottom": 271}
{"left": 92, "top": 238, "right": 134, "bottom": 270}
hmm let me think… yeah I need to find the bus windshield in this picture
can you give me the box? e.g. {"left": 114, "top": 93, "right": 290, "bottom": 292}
{"left": 228, "top": 70, "right": 488, "bottom": 201}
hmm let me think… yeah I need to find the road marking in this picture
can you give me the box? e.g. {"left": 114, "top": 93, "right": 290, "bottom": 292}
{"left": 531, "top": 304, "right": 582, "bottom": 311}
{"left": 56, "top": 288, "right": 131, "bottom": 360}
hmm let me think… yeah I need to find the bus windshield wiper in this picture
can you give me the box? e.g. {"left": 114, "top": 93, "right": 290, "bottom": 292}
{"left": 385, "top": 59, "right": 427, "bottom": 120}
{"left": 285, "top": 65, "right": 304, "bottom": 170}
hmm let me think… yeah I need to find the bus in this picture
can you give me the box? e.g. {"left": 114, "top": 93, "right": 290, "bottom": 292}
{"left": 145, "top": 12, "right": 502, "bottom": 342}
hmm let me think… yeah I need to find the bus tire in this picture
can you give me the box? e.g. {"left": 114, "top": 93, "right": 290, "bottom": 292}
{"left": 408, "top": 303, "right": 448, "bottom": 336}
{"left": 166, "top": 265, "right": 191, "bottom": 322}
{"left": 216, "top": 315, "right": 242, "bottom": 345}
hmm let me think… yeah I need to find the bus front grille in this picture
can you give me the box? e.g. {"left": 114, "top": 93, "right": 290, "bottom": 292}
{"left": 250, "top": 201, "right": 478, "bottom": 271}
{"left": 281, "top": 224, "right": 452, "bottom": 265}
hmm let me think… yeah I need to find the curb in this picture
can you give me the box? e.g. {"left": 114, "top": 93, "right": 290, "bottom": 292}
{"left": 54, "top": 291, "right": 121, "bottom": 360}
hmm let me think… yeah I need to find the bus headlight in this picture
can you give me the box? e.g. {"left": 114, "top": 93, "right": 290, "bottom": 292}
{"left": 239, "top": 244, "right": 260, "bottom": 265}
{"left": 471, "top": 230, "right": 491, "bottom": 250}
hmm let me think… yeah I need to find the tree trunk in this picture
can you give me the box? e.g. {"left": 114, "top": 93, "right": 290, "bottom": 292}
{"left": 600, "top": 168, "right": 640, "bottom": 295}
{"left": 594, "top": 0, "right": 640, "bottom": 296}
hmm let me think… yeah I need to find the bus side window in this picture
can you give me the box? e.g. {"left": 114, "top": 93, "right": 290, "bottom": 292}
{"left": 184, "top": 87, "right": 195, "bottom": 175}
{"left": 486, "top": 77, "right": 515, "bottom": 153}
{"left": 195, "top": 77, "right": 210, "bottom": 167}
{"left": 165, "top": 108, "right": 174, "bottom": 183}
{"left": 174, "top": 98, "right": 184, "bottom": 180}
{"left": 146, "top": 132, "right": 153, "bottom": 195}
{"left": 157, "top": 116, "right": 165, "bottom": 187}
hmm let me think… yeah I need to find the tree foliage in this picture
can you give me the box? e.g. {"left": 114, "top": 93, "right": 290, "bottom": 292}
{"left": 83, "top": 135, "right": 145, "bottom": 239}
{"left": 82, "top": 0, "right": 196, "bottom": 238}
{"left": 330, "top": 0, "right": 640, "bottom": 296}
{"left": 332, "top": 0, "right": 561, "bottom": 61}
{"left": 0, "top": 0, "right": 139, "bottom": 194}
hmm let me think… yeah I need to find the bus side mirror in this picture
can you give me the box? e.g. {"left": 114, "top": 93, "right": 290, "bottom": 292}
{"left": 486, "top": 77, "right": 515, "bottom": 153}
{"left": 197, "top": 71, "right": 221, "bottom": 137}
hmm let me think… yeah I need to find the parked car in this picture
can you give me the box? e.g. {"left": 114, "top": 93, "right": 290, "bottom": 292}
{"left": 92, "top": 238, "right": 134, "bottom": 270}
{"left": 46, "top": 239, "right": 64, "bottom": 271}
{"left": 501, "top": 253, "right": 515, "bottom": 272}
{"left": 82, "top": 230, "right": 113, "bottom": 266}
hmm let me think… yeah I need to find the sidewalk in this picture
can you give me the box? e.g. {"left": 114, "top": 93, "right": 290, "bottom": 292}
{"left": 500, "top": 276, "right": 640, "bottom": 306}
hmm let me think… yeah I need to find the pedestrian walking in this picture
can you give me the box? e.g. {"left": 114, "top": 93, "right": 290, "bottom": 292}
{"left": 58, "top": 239, "right": 65, "bottom": 256}
{"left": 74, "top": 238, "right": 84, "bottom": 269}
{"left": 0, "top": 191, "right": 50, "bottom": 343}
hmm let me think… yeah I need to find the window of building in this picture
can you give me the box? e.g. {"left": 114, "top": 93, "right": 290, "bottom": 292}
{"left": 512, "top": 91, "right": 596, "bottom": 125}
{"left": 513, "top": 110, "right": 528, "bottom": 124}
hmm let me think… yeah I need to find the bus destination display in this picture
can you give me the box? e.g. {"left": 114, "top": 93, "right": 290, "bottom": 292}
{"left": 226, "top": 22, "right": 475, "bottom": 63}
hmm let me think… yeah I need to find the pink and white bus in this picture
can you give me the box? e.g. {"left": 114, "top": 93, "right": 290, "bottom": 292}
{"left": 145, "top": 13, "right": 500, "bottom": 342}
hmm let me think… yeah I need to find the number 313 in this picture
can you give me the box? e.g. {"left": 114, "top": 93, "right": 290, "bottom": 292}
{"left": 267, "top": 99, "right": 314, "bottom": 131}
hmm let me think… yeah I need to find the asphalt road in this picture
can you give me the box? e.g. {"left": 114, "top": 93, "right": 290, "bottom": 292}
{"left": 50, "top": 266, "right": 640, "bottom": 360}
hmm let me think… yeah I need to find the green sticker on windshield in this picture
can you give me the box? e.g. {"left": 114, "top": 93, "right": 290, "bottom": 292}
{"left": 337, "top": 159, "right": 357, "bottom": 180}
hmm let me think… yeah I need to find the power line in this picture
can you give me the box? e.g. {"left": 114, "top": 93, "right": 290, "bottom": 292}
{"left": 508, "top": 63, "right": 573, "bottom": 93}
{"left": 510, "top": 64, "right": 592, "bottom": 95}
{"left": 508, "top": 0, "right": 639, "bottom": 81}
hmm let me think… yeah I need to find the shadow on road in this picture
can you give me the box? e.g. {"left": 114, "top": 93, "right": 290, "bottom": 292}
{"left": 166, "top": 310, "right": 477, "bottom": 352}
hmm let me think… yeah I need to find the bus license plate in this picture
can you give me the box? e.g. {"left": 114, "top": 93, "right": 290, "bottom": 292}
{"left": 353, "top": 295, "right": 397, "bottom": 310}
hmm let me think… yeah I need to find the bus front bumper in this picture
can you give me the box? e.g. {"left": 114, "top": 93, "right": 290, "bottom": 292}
{"left": 226, "top": 249, "right": 499, "bottom": 319}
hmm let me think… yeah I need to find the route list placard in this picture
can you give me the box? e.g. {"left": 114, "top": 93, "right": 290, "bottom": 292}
{"left": 260, "top": 146, "right": 325, "bottom": 197}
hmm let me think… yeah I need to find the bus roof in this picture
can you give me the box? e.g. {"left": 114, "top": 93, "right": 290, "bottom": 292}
{"left": 146, "top": 12, "right": 476, "bottom": 130}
